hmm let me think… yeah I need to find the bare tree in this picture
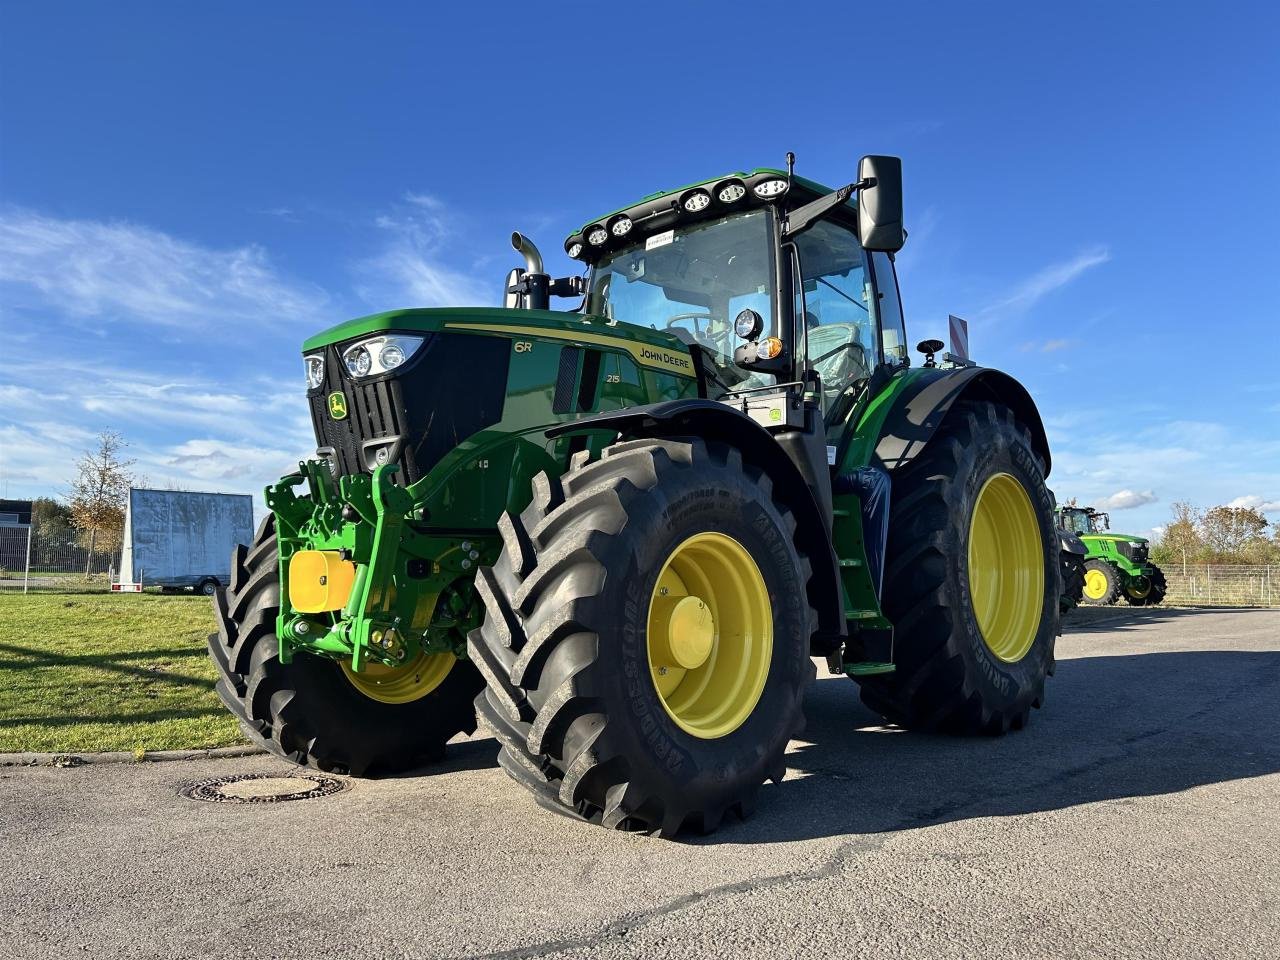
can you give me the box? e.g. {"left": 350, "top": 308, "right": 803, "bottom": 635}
{"left": 1156, "top": 501, "right": 1202, "bottom": 573}
{"left": 68, "top": 431, "right": 136, "bottom": 577}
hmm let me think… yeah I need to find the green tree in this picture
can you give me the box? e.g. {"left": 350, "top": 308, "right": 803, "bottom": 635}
{"left": 1199, "top": 505, "right": 1269, "bottom": 562}
{"left": 67, "top": 431, "right": 136, "bottom": 576}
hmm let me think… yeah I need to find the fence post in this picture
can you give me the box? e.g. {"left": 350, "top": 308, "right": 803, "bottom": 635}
{"left": 22, "top": 525, "right": 32, "bottom": 594}
{"left": 1207, "top": 565, "right": 1212, "bottom": 604}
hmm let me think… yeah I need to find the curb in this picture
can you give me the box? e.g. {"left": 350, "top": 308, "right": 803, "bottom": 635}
{"left": 0, "top": 744, "right": 266, "bottom": 768}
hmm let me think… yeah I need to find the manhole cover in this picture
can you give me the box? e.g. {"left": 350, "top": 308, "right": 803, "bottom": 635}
{"left": 180, "top": 773, "right": 347, "bottom": 804}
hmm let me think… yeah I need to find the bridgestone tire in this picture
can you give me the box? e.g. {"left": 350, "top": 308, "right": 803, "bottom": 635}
{"left": 1082, "top": 559, "right": 1122, "bottom": 606}
{"left": 468, "top": 438, "right": 817, "bottom": 837}
{"left": 856, "top": 401, "right": 1058, "bottom": 735}
{"left": 1060, "top": 551, "right": 1086, "bottom": 614}
{"left": 207, "top": 516, "right": 483, "bottom": 775}
{"left": 1124, "top": 564, "right": 1167, "bottom": 606}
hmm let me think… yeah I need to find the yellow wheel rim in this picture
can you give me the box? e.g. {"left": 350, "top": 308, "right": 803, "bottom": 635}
{"left": 341, "top": 650, "right": 455, "bottom": 705}
{"left": 1126, "top": 577, "right": 1151, "bottom": 599}
{"left": 647, "top": 532, "right": 772, "bottom": 739}
{"left": 1083, "top": 569, "right": 1110, "bottom": 600}
{"left": 967, "top": 473, "right": 1044, "bottom": 663}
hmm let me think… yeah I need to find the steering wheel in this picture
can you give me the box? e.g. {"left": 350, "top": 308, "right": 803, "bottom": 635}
{"left": 666, "top": 312, "right": 730, "bottom": 351}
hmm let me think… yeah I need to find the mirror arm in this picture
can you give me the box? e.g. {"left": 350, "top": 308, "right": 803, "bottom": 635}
{"left": 782, "top": 178, "right": 873, "bottom": 237}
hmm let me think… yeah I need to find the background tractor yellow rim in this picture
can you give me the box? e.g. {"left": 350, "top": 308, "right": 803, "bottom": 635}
{"left": 1084, "top": 569, "right": 1110, "bottom": 600}
{"left": 967, "top": 473, "right": 1044, "bottom": 663}
{"left": 1126, "top": 577, "right": 1152, "bottom": 599}
{"left": 647, "top": 532, "right": 773, "bottom": 739}
{"left": 341, "top": 650, "right": 455, "bottom": 704}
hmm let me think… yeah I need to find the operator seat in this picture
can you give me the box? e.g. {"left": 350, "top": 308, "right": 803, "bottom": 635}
{"left": 807, "top": 322, "right": 869, "bottom": 408}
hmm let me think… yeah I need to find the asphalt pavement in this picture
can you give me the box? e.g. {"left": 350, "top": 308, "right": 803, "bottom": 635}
{"left": 2, "top": 607, "right": 1277, "bottom": 959}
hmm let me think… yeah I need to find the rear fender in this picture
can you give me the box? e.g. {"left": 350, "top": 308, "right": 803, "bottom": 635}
{"left": 548, "top": 400, "right": 845, "bottom": 650}
{"left": 872, "top": 367, "right": 1052, "bottom": 476}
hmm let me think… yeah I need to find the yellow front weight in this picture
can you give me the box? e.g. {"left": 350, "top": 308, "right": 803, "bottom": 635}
{"left": 289, "top": 550, "right": 357, "bottom": 613}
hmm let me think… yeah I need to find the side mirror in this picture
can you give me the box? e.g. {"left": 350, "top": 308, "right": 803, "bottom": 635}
{"left": 858, "top": 155, "right": 904, "bottom": 253}
{"left": 503, "top": 268, "right": 525, "bottom": 309}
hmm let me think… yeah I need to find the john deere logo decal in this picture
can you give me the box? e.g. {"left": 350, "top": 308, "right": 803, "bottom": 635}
{"left": 328, "top": 392, "right": 348, "bottom": 420}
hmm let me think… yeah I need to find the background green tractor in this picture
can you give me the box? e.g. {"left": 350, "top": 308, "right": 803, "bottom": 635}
{"left": 211, "top": 155, "right": 1061, "bottom": 836}
{"left": 1057, "top": 506, "right": 1166, "bottom": 606}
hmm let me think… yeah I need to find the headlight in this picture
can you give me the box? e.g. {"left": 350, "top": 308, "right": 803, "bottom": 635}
{"left": 753, "top": 178, "right": 789, "bottom": 198}
{"left": 341, "top": 335, "right": 426, "bottom": 379}
{"left": 304, "top": 353, "right": 325, "bottom": 390}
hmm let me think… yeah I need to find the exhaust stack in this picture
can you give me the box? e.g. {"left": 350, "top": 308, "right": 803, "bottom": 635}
{"left": 509, "top": 232, "right": 549, "bottom": 310}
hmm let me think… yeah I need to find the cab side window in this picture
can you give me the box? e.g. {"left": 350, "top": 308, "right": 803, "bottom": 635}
{"left": 870, "top": 251, "right": 908, "bottom": 366}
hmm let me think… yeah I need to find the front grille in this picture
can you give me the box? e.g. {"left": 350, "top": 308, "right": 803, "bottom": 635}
{"left": 307, "top": 332, "right": 510, "bottom": 485}
{"left": 1116, "top": 540, "right": 1149, "bottom": 564}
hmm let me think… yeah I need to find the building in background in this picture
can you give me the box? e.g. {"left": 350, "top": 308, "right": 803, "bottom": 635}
{"left": 0, "top": 500, "right": 33, "bottom": 527}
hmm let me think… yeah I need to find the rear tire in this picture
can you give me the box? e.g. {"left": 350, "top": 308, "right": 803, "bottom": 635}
{"left": 207, "top": 517, "right": 482, "bottom": 775}
{"left": 856, "top": 401, "right": 1058, "bottom": 734}
{"left": 1082, "top": 559, "right": 1121, "bottom": 605}
{"left": 1060, "top": 551, "right": 1086, "bottom": 614}
{"left": 469, "top": 438, "right": 816, "bottom": 837}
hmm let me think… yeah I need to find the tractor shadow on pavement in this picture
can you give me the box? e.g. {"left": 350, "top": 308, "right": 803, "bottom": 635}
{"left": 701, "top": 644, "right": 1280, "bottom": 845}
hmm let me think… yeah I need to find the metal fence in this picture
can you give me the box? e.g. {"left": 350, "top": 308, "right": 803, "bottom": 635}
{"left": 0, "top": 526, "right": 114, "bottom": 593}
{"left": 1162, "top": 565, "right": 1280, "bottom": 607}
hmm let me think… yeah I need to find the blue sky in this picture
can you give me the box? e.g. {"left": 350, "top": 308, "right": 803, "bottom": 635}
{"left": 2, "top": 1, "right": 1278, "bottom": 539}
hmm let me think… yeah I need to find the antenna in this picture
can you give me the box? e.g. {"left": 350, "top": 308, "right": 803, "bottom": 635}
{"left": 785, "top": 151, "right": 795, "bottom": 188}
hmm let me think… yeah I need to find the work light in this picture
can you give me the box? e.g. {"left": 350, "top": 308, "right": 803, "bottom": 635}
{"left": 566, "top": 241, "right": 584, "bottom": 259}
{"left": 753, "top": 178, "right": 789, "bottom": 198}
{"left": 587, "top": 226, "right": 609, "bottom": 246}
{"left": 610, "top": 216, "right": 633, "bottom": 237}
{"left": 341, "top": 335, "right": 426, "bottom": 379}
{"left": 682, "top": 190, "right": 711, "bottom": 213}
{"left": 304, "top": 354, "right": 325, "bottom": 390}
{"left": 717, "top": 181, "right": 746, "bottom": 204}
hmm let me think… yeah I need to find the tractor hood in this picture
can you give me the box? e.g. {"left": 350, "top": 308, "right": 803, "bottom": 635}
{"left": 302, "top": 307, "right": 694, "bottom": 378}
{"left": 1082, "top": 533, "right": 1148, "bottom": 545}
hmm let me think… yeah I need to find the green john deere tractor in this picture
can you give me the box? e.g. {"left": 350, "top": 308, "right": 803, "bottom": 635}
{"left": 210, "top": 155, "right": 1061, "bottom": 836}
{"left": 1057, "top": 505, "right": 1166, "bottom": 606}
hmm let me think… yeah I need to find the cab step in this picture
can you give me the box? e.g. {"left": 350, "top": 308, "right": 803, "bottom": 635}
{"left": 844, "top": 662, "right": 895, "bottom": 677}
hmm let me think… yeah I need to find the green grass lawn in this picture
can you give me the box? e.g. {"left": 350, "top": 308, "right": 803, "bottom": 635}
{"left": 0, "top": 593, "right": 244, "bottom": 753}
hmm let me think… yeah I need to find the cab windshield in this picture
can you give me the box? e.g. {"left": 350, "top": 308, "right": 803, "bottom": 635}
{"left": 586, "top": 209, "right": 776, "bottom": 394}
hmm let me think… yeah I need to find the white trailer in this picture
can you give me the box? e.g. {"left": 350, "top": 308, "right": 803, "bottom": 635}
{"left": 117, "top": 489, "right": 254, "bottom": 594}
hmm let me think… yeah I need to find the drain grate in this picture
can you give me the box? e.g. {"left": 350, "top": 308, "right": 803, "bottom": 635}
{"left": 180, "top": 772, "right": 347, "bottom": 804}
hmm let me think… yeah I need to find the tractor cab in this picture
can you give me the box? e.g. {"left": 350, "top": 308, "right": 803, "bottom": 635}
{"left": 509, "top": 157, "right": 908, "bottom": 445}
{"left": 1059, "top": 506, "right": 1110, "bottom": 535}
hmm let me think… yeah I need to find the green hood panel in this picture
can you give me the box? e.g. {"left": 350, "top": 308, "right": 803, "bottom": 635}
{"left": 1081, "top": 533, "right": 1148, "bottom": 546}
{"left": 302, "top": 307, "right": 690, "bottom": 367}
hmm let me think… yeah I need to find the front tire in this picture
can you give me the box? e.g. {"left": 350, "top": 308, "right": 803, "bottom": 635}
{"left": 856, "top": 401, "right": 1058, "bottom": 734}
{"left": 469, "top": 438, "right": 816, "bottom": 837}
{"left": 207, "top": 517, "right": 483, "bottom": 775}
{"left": 1124, "top": 565, "right": 1167, "bottom": 606}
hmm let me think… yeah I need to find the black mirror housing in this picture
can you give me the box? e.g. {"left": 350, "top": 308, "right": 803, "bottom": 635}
{"left": 858, "top": 155, "right": 905, "bottom": 253}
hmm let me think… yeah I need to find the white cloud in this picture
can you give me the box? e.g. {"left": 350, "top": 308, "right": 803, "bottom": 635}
{"left": 0, "top": 207, "right": 329, "bottom": 330}
{"left": 1228, "top": 495, "right": 1280, "bottom": 514}
{"left": 1096, "top": 489, "right": 1159, "bottom": 510}
{"left": 353, "top": 194, "right": 488, "bottom": 309}
{"left": 981, "top": 247, "right": 1110, "bottom": 319}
